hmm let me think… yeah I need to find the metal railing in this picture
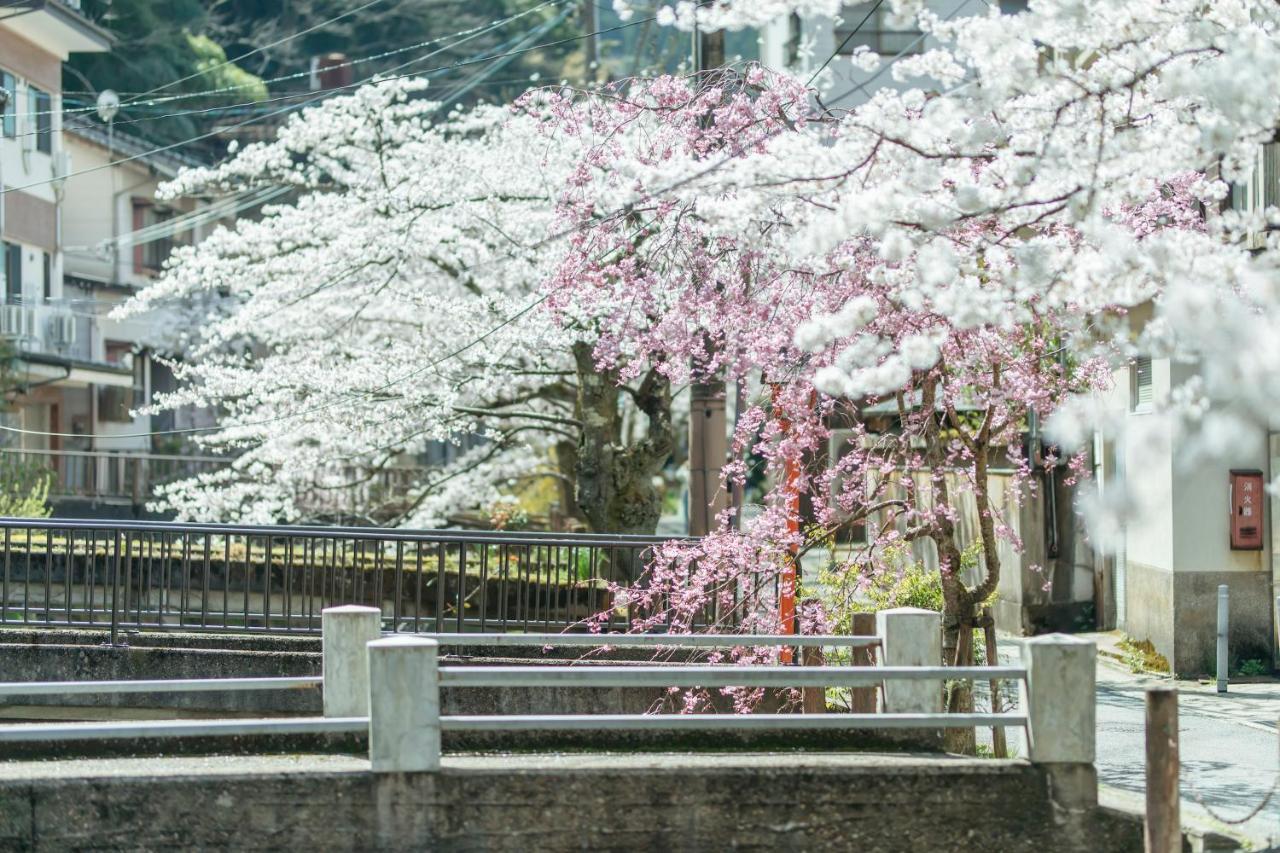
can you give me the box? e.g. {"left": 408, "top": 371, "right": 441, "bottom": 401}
{"left": 0, "top": 517, "right": 680, "bottom": 640}
{"left": 0, "top": 609, "right": 1100, "bottom": 775}
{"left": 0, "top": 448, "right": 225, "bottom": 505}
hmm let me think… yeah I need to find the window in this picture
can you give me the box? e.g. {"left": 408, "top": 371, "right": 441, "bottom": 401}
{"left": 28, "top": 86, "right": 51, "bottom": 154}
{"left": 41, "top": 252, "right": 50, "bottom": 300}
{"left": 0, "top": 72, "right": 14, "bottom": 137}
{"left": 1130, "top": 356, "right": 1153, "bottom": 413}
{"left": 132, "top": 201, "right": 184, "bottom": 274}
{"left": 99, "top": 342, "right": 139, "bottom": 422}
{"left": 2, "top": 242, "right": 19, "bottom": 300}
{"left": 837, "top": 2, "right": 924, "bottom": 56}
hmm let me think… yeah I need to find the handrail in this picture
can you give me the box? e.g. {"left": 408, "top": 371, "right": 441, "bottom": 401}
{"left": 440, "top": 713, "right": 1028, "bottom": 731}
{"left": 0, "top": 516, "right": 684, "bottom": 546}
{"left": 438, "top": 665, "right": 1027, "bottom": 688}
{"left": 0, "top": 677, "right": 321, "bottom": 697}
{"left": 415, "top": 633, "right": 879, "bottom": 648}
{"left": 0, "top": 448, "right": 226, "bottom": 465}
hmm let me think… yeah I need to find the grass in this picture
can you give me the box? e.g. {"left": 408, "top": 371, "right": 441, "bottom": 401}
{"left": 1117, "top": 636, "right": 1171, "bottom": 675}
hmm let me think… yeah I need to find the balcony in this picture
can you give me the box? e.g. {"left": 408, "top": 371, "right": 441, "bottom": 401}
{"left": 0, "top": 297, "right": 135, "bottom": 391}
{"left": 1, "top": 447, "right": 226, "bottom": 507}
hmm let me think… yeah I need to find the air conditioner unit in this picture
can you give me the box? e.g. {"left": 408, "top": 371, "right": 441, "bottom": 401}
{"left": 46, "top": 313, "right": 77, "bottom": 349}
{"left": 0, "top": 305, "right": 33, "bottom": 340}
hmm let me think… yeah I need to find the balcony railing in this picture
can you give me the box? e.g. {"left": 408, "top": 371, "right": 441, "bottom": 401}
{"left": 0, "top": 448, "right": 225, "bottom": 505}
{"left": 0, "top": 298, "right": 94, "bottom": 363}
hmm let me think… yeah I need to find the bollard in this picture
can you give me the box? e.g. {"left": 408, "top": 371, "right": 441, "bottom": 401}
{"left": 322, "top": 605, "right": 382, "bottom": 718}
{"left": 876, "top": 608, "right": 943, "bottom": 713}
{"left": 849, "top": 612, "right": 878, "bottom": 713}
{"left": 1020, "top": 634, "right": 1096, "bottom": 764}
{"left": 368, "top": 635, "right": 441, "bottom": 773}
{"left": 1144, "top": 686, "right": 1180, "bottom": 853}
{"left": 1217, "top": 585, "right": 1229, "bottom": 694}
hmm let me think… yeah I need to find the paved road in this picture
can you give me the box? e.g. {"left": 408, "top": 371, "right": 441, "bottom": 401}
{"left": 1093, "top": 661, "right": 1280, "bottom": 848}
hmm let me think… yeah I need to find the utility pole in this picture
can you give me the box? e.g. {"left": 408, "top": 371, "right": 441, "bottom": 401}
{"left": 581, "top": 0, "right": 599, "bottom": 82}
{"left": 687, "top": 22, "right": 727, "bottom": 538}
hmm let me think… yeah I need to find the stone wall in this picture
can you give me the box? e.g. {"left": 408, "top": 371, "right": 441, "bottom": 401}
{"left": 0, "top": 754, "right": 1147, "bottom": 853}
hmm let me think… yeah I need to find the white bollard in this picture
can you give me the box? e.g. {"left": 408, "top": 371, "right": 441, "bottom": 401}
{"left": 368, "top": 635, "right": 441, "bottom": 773}
{"left": 322, "top": 605, "right": 382, "bottom": 718}
{"left": 875, "top": 607, "right": 943, "bottom": 713}
{"left": 1021, "top": 634, "right": 1096, "bottom": 764}
{"left": 1217, "top": 585, "right": 1229, "bottom": 694}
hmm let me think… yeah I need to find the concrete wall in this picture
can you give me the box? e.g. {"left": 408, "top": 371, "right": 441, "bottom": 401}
{"left": 0, "top": 755, "right": 1147, "bottom": 853}
{"left": 1113, "top": 357, "right": 1275, "bottom": 675}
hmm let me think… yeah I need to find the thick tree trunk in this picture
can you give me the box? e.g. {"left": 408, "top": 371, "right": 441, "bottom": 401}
{"left": 572, "top": 343, "right": 674, "bottom": 579}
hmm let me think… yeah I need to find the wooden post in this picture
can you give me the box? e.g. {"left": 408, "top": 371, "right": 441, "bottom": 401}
{"left": 850, "top": 612, "right": 878, "bottom": 713}
{"left": 1145, "top": 686, "right": 1180, "bottom": 853}
{"left": 801, "top": 645, "right": 826, "bottom": 714}
{"left": 981, "top": 607, "right": 1007, "bottom": 758}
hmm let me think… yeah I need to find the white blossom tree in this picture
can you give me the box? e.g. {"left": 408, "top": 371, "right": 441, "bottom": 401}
{"left": 126, "top": 80, "right": 676, "bottom": 542}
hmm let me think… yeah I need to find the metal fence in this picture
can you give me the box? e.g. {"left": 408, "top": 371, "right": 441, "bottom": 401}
{"left": 0, "top": 517, "right": 679, "bottom": 641}
{"left": 0, "top": 614, "right": 1096, "bottom": 772}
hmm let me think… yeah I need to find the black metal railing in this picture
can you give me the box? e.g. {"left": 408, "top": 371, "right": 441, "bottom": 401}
{"left": 0, "top": 518, "right": 683, "bottom": 642}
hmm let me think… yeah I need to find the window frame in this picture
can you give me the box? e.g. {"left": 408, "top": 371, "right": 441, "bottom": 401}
{"left": 836, "top": 3, "right": 925, "bottom": 56}
{"left": 1130, "top": 355, "right": 1154, "bottom": 414}
{"left": 2, "top": 242, "right": 20, "bottom": 300}
{"left": 0, "top": 71, "right": 15, "bottom": 138}
{"left": 28, "top": 85, "right": 51, "bottom": 155}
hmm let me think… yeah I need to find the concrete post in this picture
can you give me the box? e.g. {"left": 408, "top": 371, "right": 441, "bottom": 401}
{"left": 322, "top": 605, "right": 382, "bottom": 718}
{"left": 1020, "top": 634, "right": 1096, "bottom": 764}
{"left": 1144, "top": 686, "right": 1180, "bottom": 853}
{"left": 875, "top": 607, "right": 943, "bottom": 713}
{"left": 1216, "top": 584, "right": 1229, "bottom": 694}
{"left": 368, "top": 635, "right": 441, "bottom": 773}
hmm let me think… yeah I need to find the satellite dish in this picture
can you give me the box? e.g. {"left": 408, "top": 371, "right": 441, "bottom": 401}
{"left": 96, "top": 89, "right": 120, "bottom": 123}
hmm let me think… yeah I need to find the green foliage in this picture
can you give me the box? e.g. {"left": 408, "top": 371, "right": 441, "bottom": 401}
{"left": 67, "top": 0, "right": 268, "bottom": 150}
{"left": 1236, "top": 658, "right": 1270, "bottom": 678}
{"left": 187, "top": 34, "right": 269, "bottom": 102}
{"left": 0, "top": 458, "right": 52, "bottom": 519}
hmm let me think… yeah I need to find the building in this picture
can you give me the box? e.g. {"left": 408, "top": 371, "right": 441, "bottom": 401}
{"left": 0, "top": 2, "right": 233, "bottom": 515}
{"left": 0, "top": 1, "right": 122, "bottom": 483}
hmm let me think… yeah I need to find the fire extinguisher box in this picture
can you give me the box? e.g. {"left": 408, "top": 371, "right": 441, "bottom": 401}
{"left": 1229, "top": 469, "right": 1265, "bottom": 551}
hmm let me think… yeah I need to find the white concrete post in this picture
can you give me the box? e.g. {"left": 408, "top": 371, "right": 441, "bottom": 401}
{"left": 368, "top": 635, "right": 441, "bottom": 773}
{"left": 875, "top": 607, "right": 943, "bottom": 713}
{"left": 1020, "top": 634, "right": 1096, "bottom": 764}
{"left": 1217, "top": 584, "right": 1229, "bottom": 694}
{"left": 322, "top": 605, "right": 382, "bottom": 718}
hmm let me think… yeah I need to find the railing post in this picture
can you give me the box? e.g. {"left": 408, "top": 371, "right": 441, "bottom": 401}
{"left": 875, "top": 607, "right": 942, "bottom": 713}
{"left": 1144, "top": 686, "right": 1180, "bottom": 853}
{"left": 368, "top": 635, "right": 440, "bottom": 773}
{"left": 1020, "top": 633, "right": 1096, "bottom": 764}
{"left": 322, "top": 605, "right": 382, "bottom": 718}
{"left": 849, "top": 612, "right": 878, "bottom": 713}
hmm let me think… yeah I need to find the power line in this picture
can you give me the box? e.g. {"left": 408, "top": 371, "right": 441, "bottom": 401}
{"left": 19, "top": 1, "right": 565, "bottom": 127}
{"left": 116, "top": 0, "right": 390, "bottom": 107}
{"left": 4, "top": 5, "right": 640, "bottom": 196}
{"left": 806, "top": 0, "right": 884, "bottom": 87}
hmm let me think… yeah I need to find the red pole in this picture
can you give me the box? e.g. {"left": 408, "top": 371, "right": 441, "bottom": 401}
{"left": 772, "top": 384, "right": 799, "bottom": 663}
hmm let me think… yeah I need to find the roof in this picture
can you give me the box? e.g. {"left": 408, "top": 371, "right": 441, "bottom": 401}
{"left": 64, "top": 120, "right": 210, "bottom": 179}
{"left": 0, "top": 1, "right": 114, "bottom": 54}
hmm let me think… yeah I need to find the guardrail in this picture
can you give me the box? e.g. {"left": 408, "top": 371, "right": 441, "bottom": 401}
{"left": 0, "top": 448, "right": 225, "bottom": 506}
{"left": 0, "top": 517, "right": 681, "bottom": 641}
{"left": 0, "top": 606, "right": 1098, "bottom": 771}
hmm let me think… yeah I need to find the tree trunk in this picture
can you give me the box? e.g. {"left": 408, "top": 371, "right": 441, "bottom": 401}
{"left": 571, "top": 343, "right": 674, "bottom": 580}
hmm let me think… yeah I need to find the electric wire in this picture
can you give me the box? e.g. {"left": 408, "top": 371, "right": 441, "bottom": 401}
{"left": 2, "top": 6, "right": 644, "bottom": 197}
